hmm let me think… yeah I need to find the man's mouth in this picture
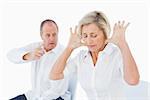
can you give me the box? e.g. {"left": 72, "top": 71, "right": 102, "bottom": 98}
{"left": 49, "top": 43, "right": 55, "bottom": 45}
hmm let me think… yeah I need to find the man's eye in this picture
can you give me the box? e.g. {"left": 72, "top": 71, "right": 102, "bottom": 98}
{"left": 52, "top": 33, "right": 56, "bottom": 36}
{"left": 47, "top": 34, "right": 50, "bottom": 37}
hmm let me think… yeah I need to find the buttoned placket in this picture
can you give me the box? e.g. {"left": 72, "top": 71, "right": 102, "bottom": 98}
{"left": 88, "top": 51, "right": 103, "bottom": 100}
{"left": 36, "top": 52, "right": 51, "bottom": 97}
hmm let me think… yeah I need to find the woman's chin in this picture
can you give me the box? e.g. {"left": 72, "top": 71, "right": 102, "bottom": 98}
{"left": 88, "top": 48, "right": 97, "bottom": 52}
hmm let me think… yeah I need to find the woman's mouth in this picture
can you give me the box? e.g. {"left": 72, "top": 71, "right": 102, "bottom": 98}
{"left": 88, "top": 45, "right": 96, "bottom": 48}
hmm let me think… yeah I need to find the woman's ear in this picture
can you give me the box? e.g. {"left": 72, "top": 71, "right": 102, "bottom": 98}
{"left": 80, "top": 36, "right": 86, "bottom": 46}
{"left": 81, "top": 39, "right": 85, "bottom": 44}
{"left": 104, "top": 39, "right": 109, "bottom": 44}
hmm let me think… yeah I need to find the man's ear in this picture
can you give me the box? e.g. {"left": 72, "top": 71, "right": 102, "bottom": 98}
{"left": 40, "top": 33, "right": 44, "bottom": 40}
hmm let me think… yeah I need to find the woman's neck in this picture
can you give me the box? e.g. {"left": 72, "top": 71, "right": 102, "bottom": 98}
{"left": 90, "top": 52, "right": 98, "bottom": 66}
{"left": 90, "top": 43, "right": 107, "bottom": 66}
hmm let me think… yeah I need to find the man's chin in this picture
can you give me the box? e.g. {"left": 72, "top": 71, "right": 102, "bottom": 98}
{"left": 47, "top": 45, "right": 56, "bottom": 50}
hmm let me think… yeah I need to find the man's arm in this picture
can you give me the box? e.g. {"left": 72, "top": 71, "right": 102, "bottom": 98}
{"left": 7, "top": 42, "right": 44, "bottom": 64}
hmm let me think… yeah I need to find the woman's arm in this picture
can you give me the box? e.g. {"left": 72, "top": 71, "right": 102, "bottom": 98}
{"left": 107, "top": 21, "right": 140, "bottom": 85}
{"left": 50, "top": 27, "right": 84, "bottom": 80}
{"left": 50, "top": 47, "right": 74, "bottom": 80}
{"left": 119, "top": 42, "right": 140, "bottom": 85}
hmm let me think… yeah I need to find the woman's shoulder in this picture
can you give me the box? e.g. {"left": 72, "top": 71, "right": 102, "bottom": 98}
{"left": 78, "top": 47, "right": 89, "bottom": 56}
{"left": 70, "top": 47, "right": 89, "bottom": 60}
{"left": 103, "top": 43, "right": 121, "bottom": 55}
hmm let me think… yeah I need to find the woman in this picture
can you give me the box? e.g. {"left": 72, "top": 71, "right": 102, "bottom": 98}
{"left": 50, "top": 11, "right": 140, "bottom": 100}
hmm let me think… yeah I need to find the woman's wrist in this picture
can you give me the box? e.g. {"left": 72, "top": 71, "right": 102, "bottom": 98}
{"left": 118, "top": 41, "right": 128, "bottom": 50}
{"left": 66, "top": 46, "right": 74, "bottom": 52}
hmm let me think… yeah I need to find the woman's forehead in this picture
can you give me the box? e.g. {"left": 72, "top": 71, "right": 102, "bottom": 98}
{"left": 82, "top": 23, "right": 102, "bottom": 33}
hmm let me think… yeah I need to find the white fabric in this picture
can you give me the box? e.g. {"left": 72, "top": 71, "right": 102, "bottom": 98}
{"left": 64, "top": 43, "right": 126, "bottom": 100}
{"left": 124, "top": 80, "right": 149, "bottom": 100}
{"left": 7, "top": 42, "right": 71, "bottom": 100}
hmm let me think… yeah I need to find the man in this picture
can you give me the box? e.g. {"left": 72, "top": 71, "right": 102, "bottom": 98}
{"left": 7, "top": 19, "right": 77, "bottom": 100}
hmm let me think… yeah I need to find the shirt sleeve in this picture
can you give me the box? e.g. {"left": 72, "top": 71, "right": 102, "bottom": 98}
{"left": 40, "top": 78, "right": 70, "bottom": 100}
{"left": 7, "top": 42, "right": 41, "bottom": 64}
{"left": 40, "top": 51, "right": 79, "bottom": 100}
{"left": 63, "top": 56, "right": 78, "bottom": 79}
{"left": 117, "top": 48, "right": 124, "bottom": 77}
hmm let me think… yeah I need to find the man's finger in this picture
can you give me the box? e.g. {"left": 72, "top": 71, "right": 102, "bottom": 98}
{"left": 35, "top": 53, "right": 43, "bottom": 58}
{"left": 38, "top": 50, "right": 45, "bottom": 55}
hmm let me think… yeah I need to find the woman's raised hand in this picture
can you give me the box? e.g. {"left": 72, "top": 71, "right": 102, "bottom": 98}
{"left": 106, "top": 21, "right": 130, "bottom": 47}
{"left": 67, "top": 26, "right": 85, "bottom": 49}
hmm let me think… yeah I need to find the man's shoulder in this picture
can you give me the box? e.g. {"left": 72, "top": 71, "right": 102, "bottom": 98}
{"left": 27, "top": 41, "right": 42, "bottom": 46}
{"left": 23, "top": 41, "right": 42, "bottom": 48}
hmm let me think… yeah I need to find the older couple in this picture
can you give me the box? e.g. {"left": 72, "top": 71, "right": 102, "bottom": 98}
{"left": 8, "top": 11, "right": 139, "bottom": 100}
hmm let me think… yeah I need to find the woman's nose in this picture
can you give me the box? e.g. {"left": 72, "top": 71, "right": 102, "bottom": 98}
{"left": 86, "top": 37, "right": 93, "bottom": 44}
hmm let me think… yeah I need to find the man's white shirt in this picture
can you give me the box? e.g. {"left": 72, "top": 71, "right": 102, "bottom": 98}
{"left": 7, "top": 42, "right": 71, "bottom": 100}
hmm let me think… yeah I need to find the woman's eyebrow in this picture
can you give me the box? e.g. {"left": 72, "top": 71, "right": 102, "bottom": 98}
{"left": 82, "top": 33, "right": 87, "bottom": 35}
{"left": 82, "top": 32, "right": 96, "bottom": 35}
{"left": 90, "top": 32, "right": 97, "bottom": 35}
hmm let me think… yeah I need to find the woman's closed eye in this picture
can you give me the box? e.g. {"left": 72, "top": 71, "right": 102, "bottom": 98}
{"left": 82, "top": 33, "right": 97, "bottom": 38}
{"left": 90, "top": 34, "right": 97, "bottom": 38}
{"left": 82, "top": 33, "right": 88, "bottom": 38}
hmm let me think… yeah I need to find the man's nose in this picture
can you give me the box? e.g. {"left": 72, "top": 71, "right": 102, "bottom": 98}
{"left": 48, "top": 36, "right": 55, "bottom": 41}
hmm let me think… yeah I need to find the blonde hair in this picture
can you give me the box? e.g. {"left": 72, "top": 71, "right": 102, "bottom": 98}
{"left": 78, "top": 11, "right": 110, "bottom": 39}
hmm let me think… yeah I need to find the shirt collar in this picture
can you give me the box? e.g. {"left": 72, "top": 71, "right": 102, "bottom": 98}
{"left": 46, "top": 43, "right": 62, "bottom": 54}
{"left": 102, "top": 43, "right": 117, "bottom": 55}
{"left": 83, "top": 43, "right": 117, "bottom": 58}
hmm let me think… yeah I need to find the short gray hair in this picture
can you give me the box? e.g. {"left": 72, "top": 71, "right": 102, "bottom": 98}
{"left": 78, "top": 11, "right": 110, "bottom": 39}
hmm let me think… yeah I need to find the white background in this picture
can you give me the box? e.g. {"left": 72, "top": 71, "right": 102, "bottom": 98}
{"left": 0, "top": 0, "right": 149, "bottom": 99}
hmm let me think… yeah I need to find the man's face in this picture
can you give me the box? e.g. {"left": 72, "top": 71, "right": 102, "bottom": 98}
{"left": 41, "top": 22, "right": 58, "bottom": 52}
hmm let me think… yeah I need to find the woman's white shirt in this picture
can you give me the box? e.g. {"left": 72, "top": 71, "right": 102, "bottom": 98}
{"left": 64, "top": 43, "right": 126, "bottom": 100}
